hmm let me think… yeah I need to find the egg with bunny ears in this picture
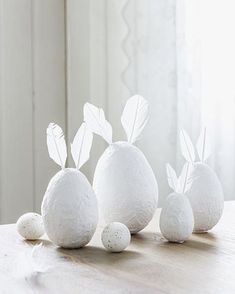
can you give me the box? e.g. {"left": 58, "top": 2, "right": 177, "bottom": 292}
{"left": 84, "top": 95, "right": 158, "bottom": 234}
{"left": 160, "top": 163, "right": 194, "bottom": 243}
{"left": 180, "top": 128, "right": 224, "bottom": 233}
{"left": 41, "top": 122, "right": 98, "bottom": 248}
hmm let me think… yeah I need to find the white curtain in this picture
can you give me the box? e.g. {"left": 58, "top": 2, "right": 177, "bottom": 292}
{"left": 68, "top": 0, "right": 179, "bottom": 206}
{"left": 177, "top": 0, "right": 235, "bottom": 200}
{"left": 68, "top": 0, "right": 235, "bottom": 205}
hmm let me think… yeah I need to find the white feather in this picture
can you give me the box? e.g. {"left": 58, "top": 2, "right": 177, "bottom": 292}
{"left": 71, "top": 123, "right": 93, "bottom": 169}
{"left": 166, "top": 163, "right": 178, "bottom": 192}
{"left": 180, "top": 129, "right": 195, "bottom": 163}
{"left": 196, "top": 127, "right": 211, "bottom": 162}
{"left": 177, "top": 162, "right": 194, "bottom": 194}
{"left": 47, "top": 123, "right": 67, "bottom": 169}
{"left": 83, "top": 103, "right": 112, "bottom": 144}
{"left": 14, "top": 244, "right": 51, "bottom": 287}
{"left": 121, "top": 95, "right": 149, "bottom": 144}
{"left": 10, "top": 243, "right": 75, "bottom": 290}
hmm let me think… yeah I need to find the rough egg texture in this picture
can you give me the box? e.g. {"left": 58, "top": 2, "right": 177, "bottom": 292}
{"left": 186, "top": 163, "right": 224, "bottom": 232}
{"left": 17, "top": 212, "right": 44, "bottom": 240}
{"left": 41, "top": 168, "right": 98, "bottom": 248}
{"left": 101, "top": 222, "right": 131, "bottom": 252}
{"left": 160, "top": 193, "right": 194, "bottom": 243}
{"left": 93, "top": 141, "right": 158, "bottom": 234}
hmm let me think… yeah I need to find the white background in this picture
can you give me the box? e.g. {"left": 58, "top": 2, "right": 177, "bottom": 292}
{"left": 0, "top": 0, "right": 234, "bottom": 223}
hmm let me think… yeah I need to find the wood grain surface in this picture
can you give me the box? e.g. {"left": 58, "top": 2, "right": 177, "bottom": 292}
{"left": 0, "top": 201, "right": 235, "bottom": 294}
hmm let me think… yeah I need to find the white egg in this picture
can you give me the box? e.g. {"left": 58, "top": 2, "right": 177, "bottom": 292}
{"left": 17, "top": 212, "right": 44, "bottom": 240}
{"left": 93, "top": 141, "right": 158, "bottom": 234}
{"left": 186, "top": 163, "right": 224, "bottom": 233}
{"left": 160, "top": 193, "right": 194, "bottom": 243}
{"left": 101, "top": 222, "right": 131, "bottom": 252}
{"left": 41, "top": 168, "right": 98, "bottom": 248}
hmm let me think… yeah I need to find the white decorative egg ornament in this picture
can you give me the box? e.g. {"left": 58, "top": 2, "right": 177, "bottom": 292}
{"left": 160, "top": 163, "right": 194, "bottom": 243}
{"left": 180, "top": 128, "right": 224, "bottom": 232}
{"left": 102, "top": 222, "right": 131, "bottom": 252}
{"left": 17, "top": 212, "right": 44, "bottom": 240}
{"left": 84, "top": 96, "right": 158, "bottom": 234}
{"left": 41, "top": 122, "right": 98, "bottom": 248}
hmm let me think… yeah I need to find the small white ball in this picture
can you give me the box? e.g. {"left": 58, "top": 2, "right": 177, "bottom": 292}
{"left": 17, "top": 212, "right": 44, "bottom": 240}
{"left": 101, "top": 222, "right": 131, "bottom": 252}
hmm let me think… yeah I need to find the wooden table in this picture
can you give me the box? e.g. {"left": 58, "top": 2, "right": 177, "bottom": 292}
{"left": 0, "top": 201, "right": 235, "bottom": 294}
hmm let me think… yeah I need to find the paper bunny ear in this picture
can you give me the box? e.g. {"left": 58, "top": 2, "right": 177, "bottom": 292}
{"left": 177, "top": 162, "right": 194, "bottom": 194}
{"left": 121, "top": 95, "right": 149, "bottom": 144}
{"left": 180, "top": 129, "right": 195, "bottom": 163}
{"left": 47, "top": 123, "right": 67, "bottom": 169}
{"left": 166, "top": 163, "right": 178, "bottom": 192}
{"left": 166, "top": 162, "right": 194, "bottom": 194}
{"left": 71, "top": 122, "right": 93, "bottom": 170}
{"left": 83, "top": 103, "right": 112, "bottom": 144}
{"left": 196, "top": 127, "right": 211, "bottom": 162}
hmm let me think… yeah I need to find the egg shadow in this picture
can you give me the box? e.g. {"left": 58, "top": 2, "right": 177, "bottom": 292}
{"left": 56, "top": 245, "right": 142, "bottom": 266}
{"left": 22, "top": 238, "right": 52, "bottom": 247}
{"left": 193, "top": 231, "right": 219, "bottom": 241}
{"left": 132, "top": 231, "right": 191, "bottom": 249}
{"left": 131, "top": 230, "right": 222, "bottom": 254}
{"left": 157, "top": 232, "right": 220, "bottom": 253}
{"left": 131, "top": 231, "right": 165, "bottom": 244}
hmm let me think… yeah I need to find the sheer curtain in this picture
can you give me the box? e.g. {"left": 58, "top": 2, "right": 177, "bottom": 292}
{"left": 177, "top": 0, "right": 235, "bottom": 200}
{"left": 67, "top": 0, "right": 179, "bottom": 206}
{"left": 67, "top": 0, "right": 235, "bottom": 205}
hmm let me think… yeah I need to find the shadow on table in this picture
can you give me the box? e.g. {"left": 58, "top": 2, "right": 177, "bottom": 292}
{"left": 56, "top": 245, "right": 142, "bottom": 266}
{"left": 23, "top": 238, "right": 52, "bottom": 247}
{"left": 131, "top": 230, "right": 220, "bottom": 253}
{"left": 131, "top": 231, "right": 165, "bottom": 244}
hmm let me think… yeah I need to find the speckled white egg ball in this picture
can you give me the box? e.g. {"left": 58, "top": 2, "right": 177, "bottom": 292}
{"left": 17, "top": 212, "right": 44, "bottom": 240}
{"left": 101, "top": 222, "right": 131, "bottom": 252}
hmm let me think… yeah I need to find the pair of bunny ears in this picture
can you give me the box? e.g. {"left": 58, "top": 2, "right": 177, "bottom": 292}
{"left": 167, "top": 128, "right": 211, "bottom": 194}
{"left": 47, "top": 95, "right": 149, "bottom": 170}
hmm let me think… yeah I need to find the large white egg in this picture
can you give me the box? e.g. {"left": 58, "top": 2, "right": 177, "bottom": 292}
{"left": 93, "top": 141, "right": 158, "bottom": 234}
{"left": 160, "top": 193, "right": 194, "bottom": 243}
{"left": 41, "top": 168, "right": 98, "bottom": 248}
{"left": 186, "top": 163, "right": 224, "bottom": 233}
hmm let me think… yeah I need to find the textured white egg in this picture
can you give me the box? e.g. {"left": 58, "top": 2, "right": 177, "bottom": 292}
{"left": 186, "top": 163, "right": 224, "bottom": 233}
{"left": 41, "top": 168, "right": 98, "bottom": 248}
{"left": 160, "top": 193, "right": 194, "bottom": 243}
{"left": 101, "top": 222, "right": 131, "bottom": 252}
{"left": 93, "top": 141, "right": 158, "bottom": 234}
{"left": 17, "top": 212, "right": 44, "bottom": 240}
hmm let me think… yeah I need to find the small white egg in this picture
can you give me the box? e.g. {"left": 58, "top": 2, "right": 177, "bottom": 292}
{"left": 17, "top": 212, "right": 44, "bottom": 240}
{"left": 160, "top": 193, "right": 194, "bottom": 243}
{"left": 101, "top": 222, "right": 131, "bottom": 252}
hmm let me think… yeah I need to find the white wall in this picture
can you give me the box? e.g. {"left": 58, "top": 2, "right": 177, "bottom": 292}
{"left": 0, "top": 0, "right": 66, "bottom": 223}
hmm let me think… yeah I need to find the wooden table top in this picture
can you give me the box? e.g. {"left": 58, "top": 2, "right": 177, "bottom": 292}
{"left": 0, "top": 201, "right": 235, "bottom": 294}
